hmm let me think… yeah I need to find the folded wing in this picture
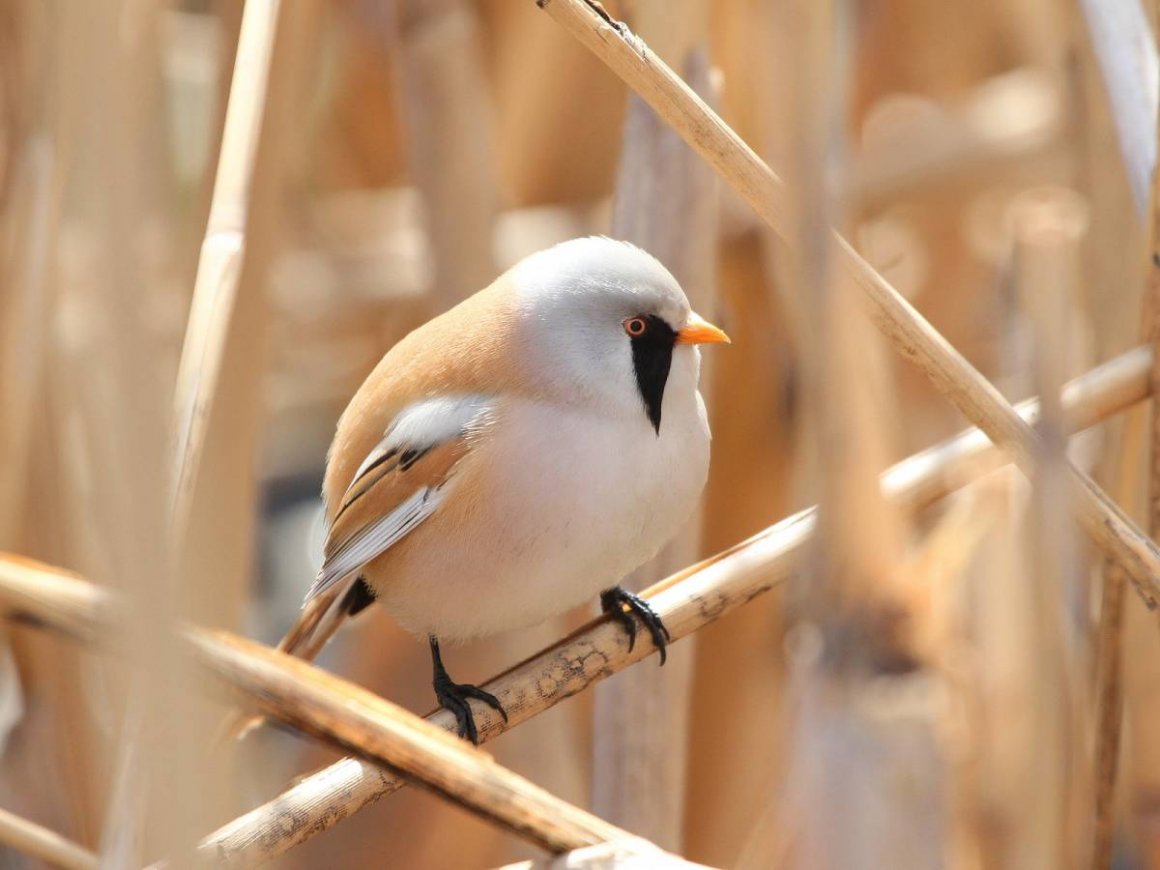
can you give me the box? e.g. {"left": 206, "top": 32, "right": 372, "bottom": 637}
{"left": 303, "top": 393, "right": 492, "bottom": 635}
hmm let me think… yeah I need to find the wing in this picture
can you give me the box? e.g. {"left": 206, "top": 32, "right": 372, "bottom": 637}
{"left": 306, "top": 394, "right": 492, "bottom": 604}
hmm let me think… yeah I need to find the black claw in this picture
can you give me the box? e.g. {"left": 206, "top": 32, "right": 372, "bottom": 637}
{"left": 600, "top": 586, "right": 670, "bottom": 665}
{"left": 429, "top": 636, "right": 507, "bottom": 744}
{"left": 436, "top": 685, "right": 475, "bottom": 743}
{"left": 343, "top": 576, "right": 377, "bottom": 616}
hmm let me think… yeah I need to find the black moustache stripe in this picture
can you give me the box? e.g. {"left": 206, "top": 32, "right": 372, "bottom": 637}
{"left": 630, "top": 315, "right": 678, "bottom": 434}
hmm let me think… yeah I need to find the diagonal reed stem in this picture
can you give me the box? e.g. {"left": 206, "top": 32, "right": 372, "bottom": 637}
{"left": 0, "top": 561, "right": 633, "bottom": 857}
{"left": 0, "top": 806, "right": 98, "bottom": 870}
{"left": 195, "top": 631, "right": 633, "bottom": 854}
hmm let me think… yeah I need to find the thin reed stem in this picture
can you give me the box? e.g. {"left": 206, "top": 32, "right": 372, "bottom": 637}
{"left": 1091, "top": 17, "right": 1160, "bottom": 855}
{"left": 170, "top": 0, "right": 283, "bottom": 540}
{"left": 0, "top": 806, "right": 98, "bottom": 870}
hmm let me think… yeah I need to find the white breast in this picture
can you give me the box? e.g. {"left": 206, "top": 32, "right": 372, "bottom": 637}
{"left": 376, "top": 354, "right": 711, "bottom": 641}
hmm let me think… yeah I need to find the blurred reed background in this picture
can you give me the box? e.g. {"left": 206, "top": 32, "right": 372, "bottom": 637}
{"left": 1, "top": 0, "right": 1159, "bottom": 867}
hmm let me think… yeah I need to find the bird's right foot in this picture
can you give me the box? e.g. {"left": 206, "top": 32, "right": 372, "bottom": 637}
{"left": 600, "top": 585, "right": 672, "bottom": 665}
{"left": 429, "top": 636, "right": 506, "bottom": 744}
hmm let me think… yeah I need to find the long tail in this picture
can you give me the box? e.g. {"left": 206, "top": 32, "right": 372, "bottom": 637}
{"left": 219, "top": 575, "right": 369, "bottom": 742}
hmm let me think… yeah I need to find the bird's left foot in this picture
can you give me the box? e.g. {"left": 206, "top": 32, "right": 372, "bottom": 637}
{"left": 600, "top": 586, "right": 671, "bottom": 665}
{"left": 429, "top": 636, "right": 506, "bottom": 744}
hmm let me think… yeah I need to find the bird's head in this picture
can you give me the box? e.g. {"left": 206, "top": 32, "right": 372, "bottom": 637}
{"left": 511, "top": 237, "right": 729, "bottom": 433}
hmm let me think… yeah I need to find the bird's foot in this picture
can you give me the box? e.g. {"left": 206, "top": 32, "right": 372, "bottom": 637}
{"left": 433, "top": 676, "right": 507, "bottom": 745}
{"left": 600, "top": 586, "right": 672, "bottom": 665}
{"left": 429, "top": 637, "right": 507, "bottom": 744}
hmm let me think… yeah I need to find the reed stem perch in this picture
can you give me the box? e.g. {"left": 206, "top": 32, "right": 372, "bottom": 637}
{"left": 194, "top": 631, "right": 633, "bottom": 854}
{"left": 0, "top": 564, "right": 633, "bottom": 856}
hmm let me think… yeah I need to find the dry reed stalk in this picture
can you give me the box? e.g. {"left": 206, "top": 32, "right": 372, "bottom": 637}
{"left": 778, "top": 3, "right": 943, "bottom": 865}
{"left": 0, "top": 9, "right": 113, "bottom": 838}
{"left": 1088, "top": 74, "right": 1160, "bottom": 868}
{"left": 183, "top": 346, "right": 1153, "bottom": 866}
{"left": 0, "top": 805, "right": 98, "bottom": 870}
{"left": 48, "top": 2, "right": 197, "bottom": 863}
{"left": 384, "top": 0, "right": 499, "bottom": 307}
{"left": 0, "top": 133, "right": 58, "bottom": 543}
{"left": 1011, "top": 187, "right": 1091, "bottom": 868}
{"left": 1150, "top": 0, "right": 1160, "bottom": 615}
{"left": 532, "top": 0, "right": 1160, "bottom": 613}
{"left": 169, "top": 0, "right": 283, "bottom": 540}
{"left": 182, "top": 2, "right": 325, "bottom": 844}
{"left": 195, "top": 632, "right": 635, "bottom": 855}
{"left": 1091, "top": 17, "right": 1160, "bottom": 853}
{"left": 682, "top": 10, "right": 788, "bottom": 860}
{"left": 683, "top": 237, "right": 790, "bottom": 866}
{"left": 591, "top": 0, "right": 715, "bottom": 846}
{"left": 1074, "top": 0, "right": 1158, "bottom": 214}
{"left": 966, "top": 462, "right": 1040, "bottom": 868}
{"left": 901, "top": 473, "right": 1012, "bottom": 870}
{"left": 0, "top": 10, "right": 88, "bottom": 840}
{"left": 1090, "top": 413, "right": 1140, "bottom": 870}
{"left": 0, "top": 564, "right": 634, "bottom": 856}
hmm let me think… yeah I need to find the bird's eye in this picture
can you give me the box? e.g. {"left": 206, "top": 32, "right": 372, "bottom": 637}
{"left": 624, "top": 317, "right": 648, "bottom": 337}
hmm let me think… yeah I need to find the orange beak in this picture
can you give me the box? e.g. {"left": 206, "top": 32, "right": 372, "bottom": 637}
{"left": 676, "top": 313, "right": 730, "bottom": 345}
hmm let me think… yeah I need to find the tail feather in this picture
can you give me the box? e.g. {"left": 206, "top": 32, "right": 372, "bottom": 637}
{"left": 218, "top": 576, "right": 363, "bottom": 742}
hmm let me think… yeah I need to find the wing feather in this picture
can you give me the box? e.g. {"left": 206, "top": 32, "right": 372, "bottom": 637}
{"left": 304, "top": 394, "right": 491, "bottom": 604}
{"left": 306, "top": 485, "right": 447, "bottom": 601}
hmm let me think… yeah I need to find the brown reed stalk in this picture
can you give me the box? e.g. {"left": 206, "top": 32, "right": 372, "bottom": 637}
{"left": 591, "top": 0, "right": 715, "bottom": 846}
{"left": 197, "top": 631, "right": 635, "bottom": 854}
{"left": 0, "top": 561, "right": 634, "bottom": 856}
{"left": 187, "top": 346, "right": 1150, "bottom": 865}
{"left": 1146, "top": 8, "right": 1160, "bottom": 563}
{"left": 169, "top": 0, "right": 283, "bottom": 540}
{"left": 156, "top": 10, "right": 318, "bottom": 832}
{"left": 1011, "top": 187, "right": 1091, "bottom": 867}
{"left": 0, "top": 109, "right": 59, "bottom": 545}
{"left": 533, "top": 0, "right": 1160, "bottom": 614}
{"left": 1091, "top": 6, "right": 1160, "bottom": 850}
{"left": 1091, "top": 415, "right": 1141, "bottom": 870}
{"left": 1073, "top": 0, "right": 1157, "bottom": 213}
{"left": 385, "top": 0, "right": 499, "bottom": 308}
{"left": 0, "top": 806, "right": 98, "bottom": 870}
{"left": 0, "top": 9, "right": 103, "bottom": 845}
{"left": 1090, "top": 32, "right": 1160, "bottom": 860}
{"left": 777, "top": 2, "right": 944, "bottom": 864}
{"left": 49, "top": 2, "right": 201, "bottom": 862}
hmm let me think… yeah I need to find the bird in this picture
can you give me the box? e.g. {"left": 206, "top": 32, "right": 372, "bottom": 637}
{"left": 248, "top": 236, "right": 728, "bottom": 744}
